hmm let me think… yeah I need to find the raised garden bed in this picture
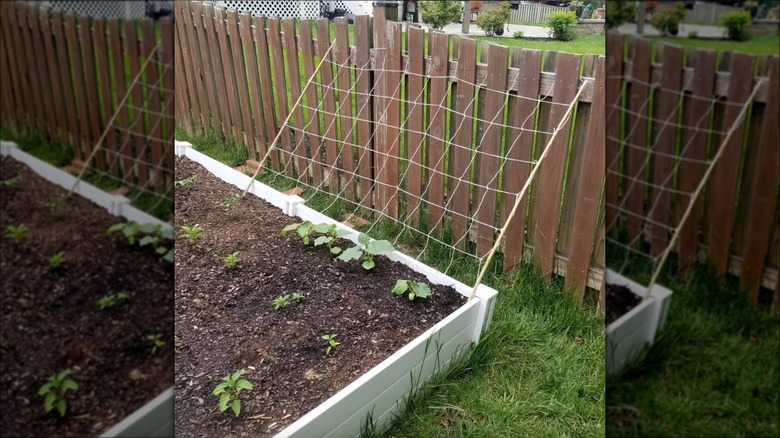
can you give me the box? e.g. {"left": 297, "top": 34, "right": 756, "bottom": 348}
{"left": 174, "top": 141, "right": 497, "bottom": 437}
{"left": 0, "top": 141, "right": 174, "bottom": 437}
{"left": 605, "top": 269, "right": 673, "bottom": 375}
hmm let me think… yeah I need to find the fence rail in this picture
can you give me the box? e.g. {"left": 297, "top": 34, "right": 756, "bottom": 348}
{"left": 175, "top": 2, "right": 606, "bottom": 302}
{"left": 0, "top": 1, "right": 176, "bottom": 194}
{"left": 606, "top": 32, "right": 779, "bottom": 310}
{"left": 510, "top": 3, "right": 568, "bottom": 23}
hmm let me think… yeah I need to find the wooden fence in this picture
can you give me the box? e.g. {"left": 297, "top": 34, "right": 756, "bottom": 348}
{"left": 175, "top": 2, "right": 607, "bottom": 302}
{"left": 683, "top": 2, "right": 742, "bottom": 23}
{"left": 510, "top": 3, "right": 568, "bottom": 23}
{"left": 0, "top": 1, "right": 176, "bottom": 193}
{"left": 606, "top": 32, "right": 779, "bottom": 312}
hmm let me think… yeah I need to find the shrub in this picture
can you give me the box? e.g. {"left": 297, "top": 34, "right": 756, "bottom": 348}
{"left": 513, "top": 30, "right": 524, "bottom": 39}
{"left": 688, "top": 30, "right": 698, "bottom": 39}
{"left": 721, "top": 11, "right": 752, "bottom": 41}
{"left": 476, "top": 1, "right": 510, "bottom": 37}
{"left": 545, "top": 11, "right": 578, "bottom": 41}
{"left": 606, "top": 1, "right": 635, "bottom": 29}
{"left": 649, "top": 2, "right": 685, "bottom": 36}
{"left": 418, "top": 0, "right": 462, "bottom": 30}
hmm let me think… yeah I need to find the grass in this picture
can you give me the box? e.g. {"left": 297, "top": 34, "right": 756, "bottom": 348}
{"left": 606, "top": 264, "right": 780, "bottom": 437}
{"left": 475, "top": 33, "right": 606, "bottom": 55}
{"left": 649, "top": 33, "right": 780, "bottom": 55}
{"left": 176, "top": 128, "right": 606, "bottom": 437}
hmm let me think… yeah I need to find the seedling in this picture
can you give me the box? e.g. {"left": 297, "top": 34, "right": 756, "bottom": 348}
{"left": 282, "top": 221, "right": 349, "bottom": 252}
{"left": 291, "top": 293, "right": 304, "bottom": 302}
{"left": 337, "top": 233, "right": 395, "bottom": 270}
{"left": 147, "top": 334, "right": 165, "bottom": 355}
{"left": 175, "top": 175, "right": 196, "bottom": 187}
{"left": 212, "top": 369, "right": 253, "bottom": 417}
{"left": 272, "top": 295, "right": 291, "bottom": 310}
{"left": 392, "top": 279, "right": 432, "bottom": 301}
{"left": 97, "top": 292, "right": 130, "bottom": 310}
{"left": 48, "top": 251, "right": 65, "bottom": 269}
{"left": 38, "top": 369, "right": 78, "bottom": 417}
{"left": 322, "top": 334, "right": 340, "bottom": 355}
{"left": 107, "top": 221, "right": 174, "bottom": 263}
{"left": 0, "top": 175, "right": 20, "bottom": 187}
{"left": 221, "top": 251, "right": 240, "bottom": 269}
{"left": 5, "top": 224, "right": 28, "bottom": 245}
{"left": 180, "top": 224, "right": 204, "bottom": 244}
{"left": 220, "top": 194, "right": 241, "bottom": 210}
{"left": 45, "top": 194, "right": 67, "bottom": 211}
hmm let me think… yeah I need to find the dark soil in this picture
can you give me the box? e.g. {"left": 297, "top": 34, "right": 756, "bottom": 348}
{"left": 0, "top": 156, "right": 174, "bottom": 437}
{"left": 605, "top": 283, "right": 643, "bottom": 325}
{"left": 174, "top": 156, "right": 466, "bottom": 437}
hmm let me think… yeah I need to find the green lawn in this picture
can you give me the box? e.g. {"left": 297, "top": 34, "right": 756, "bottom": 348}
{"left": 176, "top": 128, "right": 606, "bottom": 438}
{"left": 606, "top": 265, "right": 780, "bottom": 437}
{"left": 475, "top": 33, "right": 605, "bottom": 55}
{"left": 648, "top": 34, "right": 780, "bottom": 55}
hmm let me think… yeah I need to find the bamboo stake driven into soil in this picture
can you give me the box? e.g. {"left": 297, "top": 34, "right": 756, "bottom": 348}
{"left": 67, "top": 43, "right": 162, "bottom": 197}
{"left": 644, "top": 82, "right": 761, "bottom": 297}
{"left": 241, "top": 40, "right": 336, "bottom": 198}
{"left": 468, "top": 82, "right": 586, "bottom": 301}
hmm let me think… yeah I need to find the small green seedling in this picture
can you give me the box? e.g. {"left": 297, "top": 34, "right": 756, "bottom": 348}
{"left": 282, "top": 221, "right": 349, "bottom": 253}
{"left": 0, "top": 175, "right": 21, "bottom": 187}
{"left": 221, "top": 251, "right": 240, "bottom": 269}
{"left": 45, "top": 194, "right": 67, "bottom": 211}
{"left": 180, "top": 224, "right": 204, "bottom": 244}
{"left": 147, "top": 334, "right": 165, "bottom": 355}
{"left": 107, "top": 221, "right": 174, "bottom": 263}
{"left": 97, "top": 292, "right": 130, "bottom": 310}
{"left": 337, "top": 233, "right": 395, "bottom": 270}
{"left": 48, "top": 251, "right": 65, "bottom": 269}
{"left": 38, "top": 369, "right": 78, "bottom": 417}
{"left": 175, "top": 175, "right": 196, "bottom": 187}
{"left": 272, "top": 295, "right": 290, "bottom": 310}
{"left": 212, "top": 369, "right": 253, "bottom": 417}
{"left": 392, "top": 279, "right": 432, "bottom": 301}
{"left": 5, "top": 224, "right": 29, "bottom": 245}
{"left": 322, "top": 334, "right": 340, "bottom": 355}
{"left": 291, "top": 293, "right": 304, "bottom": 302}
{"left": 220, "top": 194, "right": 241, "bottom": 210}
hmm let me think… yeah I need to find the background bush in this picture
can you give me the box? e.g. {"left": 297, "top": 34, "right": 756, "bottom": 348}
{"left": 606, "top": 1, "right": 635, "bottom": 28}
{"left": 721, "top": 11, "right": 752, "bottom": 41}
{"left": 419, "top": 0, "right": 462, "bottom": 30}
{"left": 476, "top": 1, "right": 510, "bottom": 36}
{"left": 545, "top": 11, "right": 578, "bottom": 41}
{"left": 649, "top": 2, "right": 685, "bottom": 36}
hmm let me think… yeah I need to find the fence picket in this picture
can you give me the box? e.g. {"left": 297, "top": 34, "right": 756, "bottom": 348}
{"left": 334, "top": 17, "right": 356, "bottom": 199}
{"left": 298, "top": 19, "right": 323, "bottom": 185}
{"left": 406, "top": 26, "right": 425, "bottom": 226}
{"left": 427, "top": 31, "right": 449, "bottom": 232}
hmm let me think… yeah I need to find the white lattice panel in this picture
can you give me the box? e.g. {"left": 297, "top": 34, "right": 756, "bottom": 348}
{"left": 206, "top": 0, "right": 320, "bottom": 19}
{"left": 30, "top": 1, "right": 173, "bottom": 18}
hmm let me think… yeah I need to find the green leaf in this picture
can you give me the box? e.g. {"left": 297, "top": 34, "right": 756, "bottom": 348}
{"left": 337, "top": 246, "right": 363, "bottom": 263}
{"left": 330, "top": 246, "right": 342, "bottom": 255}
{"left": 39, "top": 382, "right": 53, "bottom": 395}
{"left": 56, "top": 399, "right": 67, "bottom": 417}
{"left": 302, "top": 236, "right": 310, "bottom": 245}
{"left": 44, "top": 393, "right": 56, "bottom": 411}
{"left": 212, "top": 382, "right": 229, "bottom": 395}
{"left": 138, "top": 223, "right": 158, "bottom": 235}
{"left": 219, "top": 393, "right": 231, "bottom": 412}
{"left": 368, "top": 239, "right": 395, "bottom": 254}
{"left": 312, "top": 224, "right": 333, "bottom": 234}
{"left": 163, "top": 249, "right": 174, "bottom": 262}
{"left": 414, "top": 282, "right": 432, "bottom": 299}
{"left": 236, "top": 379, "right": 253, "bottom": 390}
{"left": 155, "top": 246, "right": 168, "bottom": 255}
{"left": 362, "top": 260, "right": 375, "bottom": 270}
{"left": 408, "top": 292, "right": 415, "bottom": 300}
{"left": 314, "top": 236, "right": 332, "bottom": 247}
{"left": 392, "top": 280, "right": 409, "bottom": 295}
{"left": 107, "top": 223, "right": 125, "bottom": 236}
{"left": 230, "top": 369, "right": 244, "bottom": 381}
{"left": 281, "top": 223, "right": 301, "bottom": 235}
{"left": 62, "top": 379, "right": 78, "bottom": 391}
{"left": 358, "top": 233, "right": 370, "bottom": 247}
{"left": 231, "top": 399, "right": 241, "bottom": 417}
{"left": 122, "top": 223, "right": 137, "bottom": 239}
{"left": 138, "top": 235, "right": 156, "bottom": 247}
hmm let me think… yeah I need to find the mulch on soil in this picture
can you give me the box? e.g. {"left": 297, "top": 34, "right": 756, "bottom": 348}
{"left": 174, "top": 156, "right": 467, "bottom": 437}
{"left": 0, "top": 156, "right": 174, "bottom": 437}
{"left": 605, "top": 283, "right": 643, "bottom": 325}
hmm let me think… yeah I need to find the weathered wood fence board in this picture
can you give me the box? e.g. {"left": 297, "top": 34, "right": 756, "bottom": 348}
{"left": 176, "top": 3, "right": 606, "bottom": 302}
{"left": 607, "top": 32, "right": 780, "bottom": 310}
